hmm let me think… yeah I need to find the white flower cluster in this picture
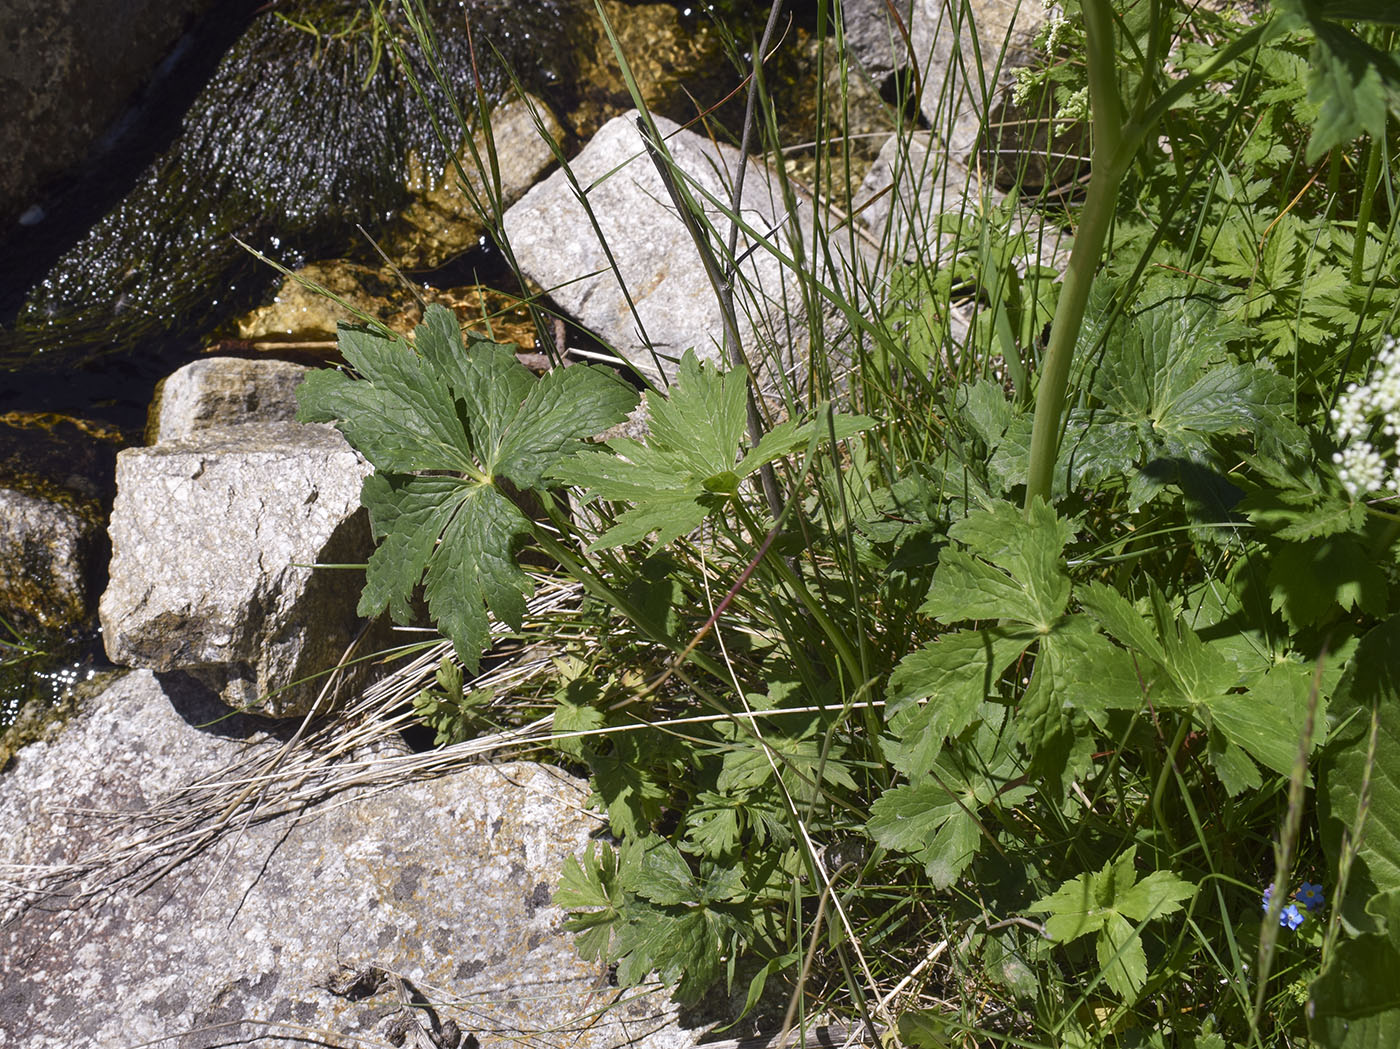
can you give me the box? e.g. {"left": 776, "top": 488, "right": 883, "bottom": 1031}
{"left": 1331, "top": 336, "right": 1400, "bottom": 499}
{"left": 1012, "top": 2, "right": 1068, "bottom": 108}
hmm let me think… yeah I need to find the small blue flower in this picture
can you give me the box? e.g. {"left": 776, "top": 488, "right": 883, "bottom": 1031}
{"left": 1281, "top": 904, "right": 1305, "bottom": 930}
{"left": 1295, "top": 882, "right": 1325, "bottom": 913}
{"left": 1260, "top": 885, "right": 1311, "bottom": 929}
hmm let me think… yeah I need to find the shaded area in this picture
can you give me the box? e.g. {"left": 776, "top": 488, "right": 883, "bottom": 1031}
{"left": 0, "top": 0, "right": 583, "bottom": 377}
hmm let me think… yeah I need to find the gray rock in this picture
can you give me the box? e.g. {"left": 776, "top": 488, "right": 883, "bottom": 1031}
{"left": 839, "top": 0, "right": 1054, "bottom": 173}
{"left": 99, "top": 422, "right": 374, "bottom": 717}
{"left": 0, "top": 669, "right": 698, "bottom": 1049}
{"left": 841, "top": 0, "right": 916, "bottom": 83}
{"left": 854, "top": 132, "right": 1005, "bottom": 264}
{"left": 855, "top": 132, "right": 1070, "bottom": 270}
{"left": 147, "top": 358, "right": 310, "bottom": 444}
{"left": 909, "top": 0, "right": 1051, "bottom": 166}
{"left": 503, "top": 112, "right": 809, "bottom": 389}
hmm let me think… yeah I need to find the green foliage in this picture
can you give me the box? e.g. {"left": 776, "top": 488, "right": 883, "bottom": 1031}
{"left": 556, "top": 835, "right": 755, "bottom": 1005}
{"left": 556, "top": 350, "right": 871, "bottom": 550}
{"left": 409, "top": 656, "right": 496, "bottom": 746}
{"left": 297, "top": 303, "right": 638, "bottom": 670}
{"left": 1312, "top": 615, "right": 1400, "bottom": 1044}
{"left": 868, "top": 710, "right": 1032, "bottom": 888}
{"left": 1273, "top": 0, "right": 1400, "bottom": 161}
{"left": 1059, "top": 296, "right": 1305, "bottom": 504}
{"left": 301, "top": 0, "right": 1400, "bottom": 1042}
{"left": 1029, "top": 846, "right": 1195, "bottom": 1000}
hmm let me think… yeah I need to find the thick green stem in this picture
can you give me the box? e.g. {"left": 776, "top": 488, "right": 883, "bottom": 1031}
{"left": 1021, "top": 10, "right": 1277, "bottom": 510}
{"left": 1350, "top": 133, "right": 1383, "bottom": 286}
{"left": 1023, "top": 166, "right": 1127, "bottom": 506}
{"left": 1023, "top": 0, "right": 1126, "bottom": 508}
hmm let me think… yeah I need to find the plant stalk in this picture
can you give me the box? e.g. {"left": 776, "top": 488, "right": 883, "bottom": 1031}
{"left": 1023, "top": 0, "right": 1127, "bottom": 508}
{"left": 1350, "top": 133, "right": 1383, "bottom": 286}
{"left": 1022, "top": 8, "right": 1277, "bottom": 509}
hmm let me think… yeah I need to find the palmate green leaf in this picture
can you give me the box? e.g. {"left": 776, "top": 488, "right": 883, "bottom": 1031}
{"left": 867, "top": 780, "right": 986, "bottom": 890}
{"left": 1029, "top": 846, "right": 1193, "bottom": 1001}
{"left": 868, "top": 719, "right": 1031, "bottom": 889}
{"left": 298, "top": 304, "right": 638, "bottom": 669}
{"left": 683, "top": 791, "right": 744, "bottom": 858}
{"left": 559, "top": 838, "right": 752, "bottom": 1005}
{"left": 1059, "top": 298, "right": 1303, "bottom": 503}
{"left": 555, "top": 840, "right": 628, "bottom": 961}
{"left": 884, "top": 627, "right": 1035, "bottom": 778}
{"left": 1081, "top": 582, "right": 1318, "bottom": 783}
{"left": 610, "top": 839, "right": 748, "bottom": 1005}
{"left": 1210, "top": 662, "right": 1318, "bottom": 778}
{"left": 614, "top": 902, "right": 733, "bottom": 1005}
{"left": 1286, "top": 8, "right": 1400, "bottom": 163}
{"left": 589, "top": 734, "right": 670, "bottom": 839}
{"left": 922, "top": 499, "right": 1072, "bottom": 631}
{"left": 552, "top": 691, "right": 606, "bottom": 762}
{"left": 556, "top": 349, "right": 871, "bottom": 549}
{"left": 1268, "top": 534, "right": 1389, "bottom": 628}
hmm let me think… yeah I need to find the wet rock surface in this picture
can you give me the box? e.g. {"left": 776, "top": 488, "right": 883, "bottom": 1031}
{"left": 99, "top": 422, "right": 374, "bottom": 717}
{"left": 231, "top": 260, "right": 541, "bottom": 356}
{"left": 386, "top": 93, "right": 564, "bottom": 271}
{"left": 3, "top": 0, "right": 584, "bottom": 372}
{"left": 0, "top": 491, "right": 92, "bottom": 634}
{"left": 0, "top": 413, "right": 125, "bottom": 632}
{"left": 234, "top": 261, "right": 427, "bottom": 345}
{"left": 0, "top": 669, "right": 699, "bottom": 1049}
{"left": 568, "top": 0, "right": 727, "bottom": 139}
